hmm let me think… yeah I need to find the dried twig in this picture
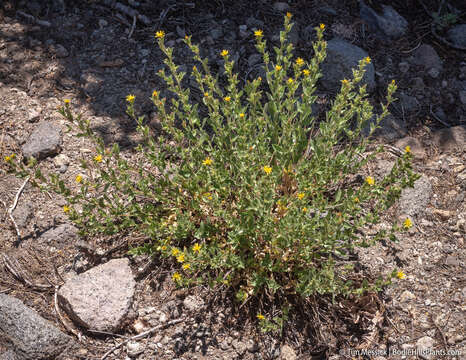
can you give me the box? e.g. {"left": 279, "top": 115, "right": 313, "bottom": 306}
{"left": 0, "top": 176, "right": 30, "bottom": 242}
{"left": 128, "top": 15, "right": 137, "bottom": 39}
{"left": 1, "top": 254, "right": 51, "bottom": 290}
{"left": 16, "top": 10, "right": 51, "bottom": 27}
{"left": 430, "top": 105, "right": 451, "bottom": 128}
{"left": 100, "top": 318, "right": 185, "bottom": 360}
{"left": 54, "top": 285, "right": 83, "bottom": 341}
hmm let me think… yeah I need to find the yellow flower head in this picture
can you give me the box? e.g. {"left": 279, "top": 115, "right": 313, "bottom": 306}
{"left": 152, "top": 90, "right": 158, "bottom": 98}
{"left": 126, "top": 94, "right": 135, "bottom": 103}
{"left": 192, "top": 243, "right": 201, "bottom": 253}
{"left": 75, "top": 174, "right": 83, "bottom": 183}
{"left": 295, "top": 57, "right": 304, "bottom": 66}
{"left": 155, "top": 30, "right": 165, "bottom": 39}
{"left": 204, "top": 92, "right": 209, "bottom": 97}
{"left": 396, "top": 270, "right": 406, "bottom": 279}
{"left": 256, "top": 313, "right": 265, "bottom": 320}
{"left": 403, "top": 217, "right": 413, "bottom": 229}
{"left": 94, "top": 154, "right": 103, "bottom": 163}
{"left": 365, "top": 176, "right": 374, "bottom": 186}
{"left": 64, "top": 99, "right": 71, "bottom": 104}
{"left": 364, "top": 56, "right": 371, "bottom": 64}
{"left": 286, "top": 12, "right": 292, "bottom": 18}
{"left": 182, "top": 263, "right": 190, "bottom": 270}
{"left": 263, "top": 165, "right": 272, "bottom": 174}
{"left": 172, "top": 272, "right": 182, "bottom": 281}
{"left": 341, "top": 79, "right": 349, "bottom": 85}
{"left": 275, "top": 65, "right": 282, "bottom": 71}
{"left": 239, "top": 113, "right": 245, "bottom": 118}
{"left": 405, "top": 145, "right": 411, "bottom": 154}
{"left": 63, "top": 205, "right": 70, "bottom": 213}
{"left": 224, "top": 96, "right": 231, "bottom": 102}
{"left": 391, "top": 79, "right": 396, "bottom": 86}
{"left": 302, "top": 69, "right": 310, "bottom": 76}
{"left": 202, "top": 157, "right": 213, "bottom": 166}
{"left": 221, "top": 49, "right": 229, "bottom": 57}
{"left": 287, "top": 78, "right": 294, "bottom": 84}
{"left": 176, "top": 253, "right": 185, "bottom": 263}
{"left": 171, "top": 247, "right": 180, "bottom": 256}
{"left": 320, "top": 23, "right": 325, "bottom": 30}
{"left": 297, "top": 193, "right": 305, "bottom": 200}
{"left": 254, "top": 29, "right": 263, "bottom": 37}
{"left": 354, "top": 197, "right": 360, "bottom": 203}
{"left": 302, "top": 207, "right": 307, "bottom": 213}
{"left": 161, "top": 245, "right": 167, "bottom": 251}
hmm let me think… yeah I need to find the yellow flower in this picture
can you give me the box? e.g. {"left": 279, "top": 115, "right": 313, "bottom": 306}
{"left": 297, "top": 193, "right": 305, "bottom": 200}
{"left": 75, "top": 174, "right": 83, "bottom": 183}
{"left": 64, "top": 99, "right": 70, "bottom": 104}
{"left": 182, "top": 263, "right": 190, "bottom": 270}
{"left": 302, "top": 69, "right": 310, "bottom": 76}
{"left": 354, "top": 197, "right": 360, "bottom": 203}
{"left": 152, "top": 90, "right": 158, "bottom": 98}
{"left": 176, "top": 253, "right": 185, "bottom": 263}
{"left": 202, "top": 157, "right": 213, "bottom": 166}
{"left": 172, "top": 272, "right": 182, "bottom": 281}
{"left": 254, "top": 29, "right": 263, "bottom": 37}
{"left": 224, "top": 96, "right": 231, "bottom": 102}
{"left": 341, "top": 79, "right": 349, "bottom": 85}
{"left": 126, "top": 94, "right": 135, "bottom": 103}
{"left": 302, "top": 207, "right": 307, "bottom": 213}
{"left": 239, "top": 113, "right": 245, "bottom": 118}
{"left": 403, "top": 218, "right": 413, "bottom": 229}
{"left": 257, "top": 313, "right": 265, "bottom": 320}
{"left": 287, "top": 78, "right": 293, "bottom": 84}
{"left": 405, "top": 145, "right": 411, "bottom": 154}
{"left": 396, "top": 270, "right": 406, "bottom": 279}
{"left": 320, "top": 23, "right": 325, "bottom": 30}
{"left": 365, "top": 176, "right": 374, "bottom": 186}
{"left": 155, "top": 30, "right": 165, "bottom": 39}
{"left": 63, "top": 205, "right": 70, "bottom": 213}
{"left": 204, "top": 92, "right": 209, "bottom": 97}
{"left": 94, "top": 154, "right": 103, "bottom": 163}
{"left": 4, "top": 155, "right": 10, "bottom": 162}
{"left": 391, "top": 79, "right": 396, "bottom": 86}
{"left": 275, "top": 65, "right": 282, "bottom": 71}
{"left": 286, "top": 12, "right": 292, "bottom": 18}
{"left": 161, "top": 245, "right": 167, "bottom": 251}
{"left": 221, "top": 49, "right": 229, "bottom": 57}
{"left": 171, "top": 247, "right": 180, "bottom": 256}
{"left": 295, "top": 57, "right": 304, "bottom": 66}
{"left": 364, "top": 56, "right": 371, "bottom": 64}
{"left": 263, "top": 165, "right": 272, "bottom": 174}
{"left": 192, "top": 243, "right": 201, "bottom": 253}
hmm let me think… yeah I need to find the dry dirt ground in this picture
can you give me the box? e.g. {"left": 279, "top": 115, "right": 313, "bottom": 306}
{"left": 0, "top": 1, "right": 465, "bottom": 359}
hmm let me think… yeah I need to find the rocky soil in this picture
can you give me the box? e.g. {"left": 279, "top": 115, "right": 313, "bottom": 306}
{"left": 0, "top": 1, "right": 465, "bottom": 359}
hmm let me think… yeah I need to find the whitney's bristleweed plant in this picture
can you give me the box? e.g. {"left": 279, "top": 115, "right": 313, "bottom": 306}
{"left": 7, "top": 14, "right": 419, "bottom": 331}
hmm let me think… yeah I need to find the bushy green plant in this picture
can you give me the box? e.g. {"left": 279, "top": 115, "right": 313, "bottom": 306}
{"left": 7, "top": 15, "right": 419, "bottom": 312}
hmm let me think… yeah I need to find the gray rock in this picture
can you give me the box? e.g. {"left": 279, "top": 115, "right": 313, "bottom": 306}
{"left": 58, "top": 258, "right": 136, "bottom": 331}
{"left": 459, "top": 90, "right": 466, "bottom": 105}
{"left": 432, "top": 125, "right": 466, "bottom": 152}
{"left": 395, "top": 136, "right": 425, "bottom": 159}
{"left": 398, "top": 61, "right": 410, "bottom": 73}
{"left": 411, "top": 44, "right": 442, "bottom": 71}
{"left": 210, "top": 27, "right": 223, "bottom": 40}
{"left": 364, "top": 114, "right": 407, "bottom": 141}
{"left": 273, "top": 2, "right": 289, "bottom": 12}
{"left": 280, "top": 344, "right": 297, "bottom": 360}
{"left": 12, "top": 203, "right": 32, "bottom": 228}
{"left": 359, "top": 1, "right": 408, "bottom": 40}
{"left": 399, "top": 175, "right": 432, "bottom": 218}
{"left": 0, "top": 294, "right": 73, "bottom": 359}
{"left": 427, "top": 67, "right": 440, "bottom": 78}
{"left": 447, "top": 24, "right": 466, "bottom": 48}
{"left": 319, "top": 6, "right": 337, "bottom": 16}
{"left": 320, "top": 38, "right": 375, "bottom": 92}
{"left": 399, "top": 290, "right": 415, "bottom": 302}
{"left": 183, "top": 295, "right": 204, "bottom": 312}
{"left": 21, "top": 122, "right": 62, "bottom": 160}
{"left": 398, "top": 92, "right": 420, "bottom": 113}
{"left": 248, "top": 53, "right": 262, "bottom": 67}
{"left": 39, "top": 224, "right": 78, "bottom": 248}
{"left": 416, "top": 336, "right": 435, "bottom": 360}
{"left": 126, "top": 341, "right": 144, "bottom": 357}
{"left": 49, "top": 44, "right": 69, "bottom": 58}
{"left": 28, "top": 109, "right": 41, "bottom": 123}
{"left": 0, "top": 349, "right": 19, "bottom": 360}
{"left": 246, "top": 17, "right": 264, "bottom": 29}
